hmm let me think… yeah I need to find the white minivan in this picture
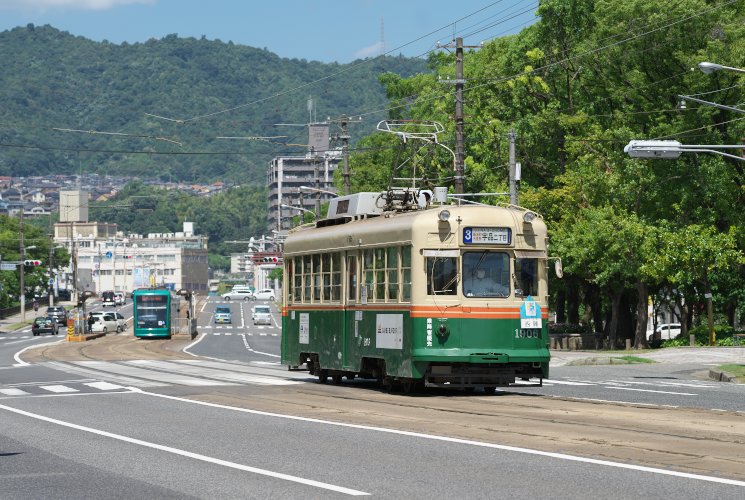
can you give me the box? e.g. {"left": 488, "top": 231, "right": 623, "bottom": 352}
{"left": 649, "top": 323, "right": 682, "bottom": 341}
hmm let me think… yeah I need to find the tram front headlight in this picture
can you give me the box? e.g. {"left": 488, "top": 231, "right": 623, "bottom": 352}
{"left": 523, "top": 211, "right": 536, "bottom": 224}
{"left": 438, "top": 209, "right": 451, "bottom": 222}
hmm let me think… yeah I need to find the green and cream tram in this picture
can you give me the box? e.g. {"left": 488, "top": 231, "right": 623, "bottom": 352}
{"left": 281, "top": 190, "right": 551, "bottom": 392}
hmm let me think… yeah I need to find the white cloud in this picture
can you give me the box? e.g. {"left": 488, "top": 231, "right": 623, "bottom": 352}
{"left": 352, "top": 41, "right": 384, "bottom": 60}
{"left": 0, "top": 0, "right": 154, "bottom": 11}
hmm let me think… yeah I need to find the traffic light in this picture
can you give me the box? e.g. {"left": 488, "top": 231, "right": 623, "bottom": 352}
{"left": 262, "top": 257, "right": 278, "bottom": 263}
{"left": 24, "top": 260, "right": 42, "bottom": 266}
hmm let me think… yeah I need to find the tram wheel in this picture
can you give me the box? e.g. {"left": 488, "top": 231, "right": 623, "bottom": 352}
{"left": 317, "top": 370, "right": 328, "bottom": 384}
{"left": 332, "top": 373, "right": 343, "bottom": 385}
{"left": 402, "top": 378, "right": 420, "bottom": 394}
{"left": 483, "top": 386, "right": 496, "bottom": 394}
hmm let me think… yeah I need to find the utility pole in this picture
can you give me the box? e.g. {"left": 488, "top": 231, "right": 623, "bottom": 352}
{"left": 341, "top": 114, "right": 351, "bottom": 195}
{"left": 313, "top": 156, "right": 321, "bottom": 219}
{"left": 49, "top": 238, "right": 54, "bottom": 307}
{"left": 439, "top": 37, "right": 480, "bottom": 194}
{"left": 454, "top": 37, "right": 465, "bottom": 194}
{"left": 19, "top": 207, "right": 25, "bottom": 321}
{"left": 508, "top": 129, "right": 518, "bottom": 205}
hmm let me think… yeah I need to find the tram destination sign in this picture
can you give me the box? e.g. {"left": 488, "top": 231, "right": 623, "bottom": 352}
{"left": 463, "top": 227, "right": 511, "bottom": 245}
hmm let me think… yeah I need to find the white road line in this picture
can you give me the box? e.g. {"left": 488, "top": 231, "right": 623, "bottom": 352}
{"left": 544, "top": 380, "right": 592, "bottom": 386}
{"left": 13, "top": 338, "right": 66, "bottom": 366}
{"left": 241, "top": 334, "right": 280, "bottom": 358}
{"left": 129, "top": 389, "right": 745, "bottom": 489}
{"left": 40, "top": 385, "right": 79, "bottom": 393}
{"left": 606, "top": 387, "right": 696, "bottom": 396}
{"left": 0, "top": 403, "right": 369, "bottom": 496}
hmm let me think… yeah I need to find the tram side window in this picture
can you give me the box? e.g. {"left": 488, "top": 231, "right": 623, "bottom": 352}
{"left": 402, "top": 246, "right": 411, "bottom": 301}
{"left": 303, "top": 255, "right": 312, "bottom": 303}
{"left": 312, "top": 254, "right": 322, "bottom": 302}
{"left": 363, "top": 250, "right": 374, "bottom": 303}
{"left": 514, "top": 258, "right": 538, "bottom": 298}
{"left": 321, "top": 253, "right": 331, "bottom": 302}
{"left": 426, "top": 257, "right": 458, "bottom": 295}
{"left": 375, "top": 247, "right": 386, "bottom": 301}
{"left": 463, "top": 251, "right": 510, "bottom": 298}
{"left": 286, "top": 259, "right": 294, "bottom": 304}
{"left": 347, "top": 255, "right": 357, "bottom": 302}
{"left": 386, "top": 247, "right": 399, "bottom": 302}
{"left": 293, "top": 257, "right": 302, "bottom": 304}
{"left": 331, "top": 253, "right": 341, "bottom": 301}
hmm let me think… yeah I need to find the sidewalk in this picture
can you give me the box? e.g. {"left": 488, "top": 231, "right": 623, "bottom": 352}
{"left": 0, "top": 301, "right": 77, "bottom": 334}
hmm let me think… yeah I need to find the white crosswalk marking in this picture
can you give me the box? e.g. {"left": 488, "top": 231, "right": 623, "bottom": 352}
{"left": 40, "top": 385, "right": 79, "bottom": 393}
{"left": 84, "top": 381, "right": 125, "bottom": 391}
{"left": 0, "top": 388, "right": 29, "bottom": 396}
{"left": 72, "top": 360, "right": 235, "bottom": 386}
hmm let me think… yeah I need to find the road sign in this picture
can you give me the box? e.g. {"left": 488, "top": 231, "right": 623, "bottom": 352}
{"left": 0, "top": 262, "right": 18, "bottom": 271}
{"left": 105, "top": 251, "right": 113, "bottom": 258}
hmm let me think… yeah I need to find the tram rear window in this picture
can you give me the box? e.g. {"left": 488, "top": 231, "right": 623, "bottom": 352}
{"left": 426, "top": 257, "right": 457, "bottom": 295}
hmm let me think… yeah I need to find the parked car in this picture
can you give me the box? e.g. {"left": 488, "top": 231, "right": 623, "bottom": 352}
{"left": 650, "top": 323, "right": 682, "bottom": 341}
{"left": 45, "top": 306, "right": 68, "bottom": 326}
{"left": 222, "top": 289, "right": 254, "bottom": 301}
{"left": 114, "top": 292, "right": 125, "bottom": 306}
{"left": 251, "top": 305, "right": 272, "bottom": 325}
{"left": 57, "top": 289, "right": 71, "bottom": 301}
{"left": 90, "top": 312, "right": 120, "bottom": 334}
{"left": 114, "top": 312, "right": 127, "bottom": 331}
{"left": 32, "top": 316, "right": 59, "bottom": 336}
{"left": 102, "top": 290, "right": 116, "bottom": 307}
{"left": 213, "top": 306, "right": 232, "bottom": 324}
{"left": 253, "top": 289, "right": 276, "bottom": 301}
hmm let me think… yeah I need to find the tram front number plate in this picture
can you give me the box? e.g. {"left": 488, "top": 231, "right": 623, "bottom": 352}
{"left": 464, "top": 227, "right": 511, "bottom": 244}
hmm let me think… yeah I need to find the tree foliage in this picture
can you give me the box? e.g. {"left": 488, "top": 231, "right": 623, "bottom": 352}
{"left": 346, "top": 0, "right": 745, "bottom": 342}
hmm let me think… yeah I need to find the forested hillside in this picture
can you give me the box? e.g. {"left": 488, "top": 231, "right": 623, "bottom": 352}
{"left": 0, "top": 24, "right": 427, "bottom": 183}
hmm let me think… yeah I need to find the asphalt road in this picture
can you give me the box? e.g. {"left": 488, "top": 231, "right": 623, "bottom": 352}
{"left": 2, "top": 297, "right": 744, "bottom": 498}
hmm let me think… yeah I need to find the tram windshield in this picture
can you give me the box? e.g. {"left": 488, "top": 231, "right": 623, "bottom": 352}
{"left": 135, "top": 294, "right": 168, "bottom": 328}
{"left": 463, "top": 251, "right": 510, "bottom": 298}
{"left": 514, "top": 257, "right": 539, "bottom": 297}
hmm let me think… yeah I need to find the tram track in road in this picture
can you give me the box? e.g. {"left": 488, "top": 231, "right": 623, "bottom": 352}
{"left": 16, "top": 334, "right": 745, "bottom": 484}
{"left": 183, "top": 381, "right": 745, "bottom": 483}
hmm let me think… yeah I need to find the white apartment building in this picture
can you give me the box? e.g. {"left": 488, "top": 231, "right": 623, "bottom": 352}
{"left": 54, "top": 222, "right": 208, "bottom": 296}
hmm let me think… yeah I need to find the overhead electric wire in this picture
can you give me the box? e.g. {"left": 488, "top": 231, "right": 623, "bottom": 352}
{"left": 152, "top": 1, "right": 514, "bottom": 124}
{"left": 340, "top": 0, "right": 739, "bottom": 124}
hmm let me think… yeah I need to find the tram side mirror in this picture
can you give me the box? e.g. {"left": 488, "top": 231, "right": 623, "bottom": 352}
{"left": 554, "top": 259, "right": 563, "bottom": 279}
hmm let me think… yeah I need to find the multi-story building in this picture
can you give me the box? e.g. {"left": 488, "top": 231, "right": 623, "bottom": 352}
{"left": 54, "top": 222, "right": 209, "bottom": 297}
{"left": 266, "top": 124, "right": 341, "bottom": 232}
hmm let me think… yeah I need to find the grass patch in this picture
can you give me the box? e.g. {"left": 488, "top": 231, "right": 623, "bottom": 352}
{"left": 612, "top": 355, "right": 656, "bottom": 364}
{"left": 8, "top": 321, "right": 34, "bottom": 331}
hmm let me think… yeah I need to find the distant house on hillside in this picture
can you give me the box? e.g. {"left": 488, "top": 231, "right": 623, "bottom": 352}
{"left": 2, "top": 188, "right": 21, "bottom": 201}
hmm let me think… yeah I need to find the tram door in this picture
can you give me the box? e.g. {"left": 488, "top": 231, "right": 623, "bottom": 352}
{"left": 343, "top": 254, "right": 358, "bottom": 370}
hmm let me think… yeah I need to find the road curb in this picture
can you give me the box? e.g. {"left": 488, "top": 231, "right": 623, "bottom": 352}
{"left": 708, "top": 369, "right": 740, "bottom": 383}
{"left": 67, "top": 332, "right": 107, "bottom": 342}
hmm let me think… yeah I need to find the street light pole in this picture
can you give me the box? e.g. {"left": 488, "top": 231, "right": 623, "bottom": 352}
{"left": 19, "top": 207, "right": 25, "bottom": 321}
{"left": 698, "top": 61, "right": 745, "bottom": 75}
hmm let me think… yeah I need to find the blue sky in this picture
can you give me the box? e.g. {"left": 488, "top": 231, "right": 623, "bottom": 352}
{"left": 0, "top": 0, "right": 538, "bottom": 63}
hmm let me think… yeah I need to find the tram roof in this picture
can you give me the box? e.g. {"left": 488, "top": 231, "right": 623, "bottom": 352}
{"left": 283, "top": 204, "right": 547, "bottom": 256}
